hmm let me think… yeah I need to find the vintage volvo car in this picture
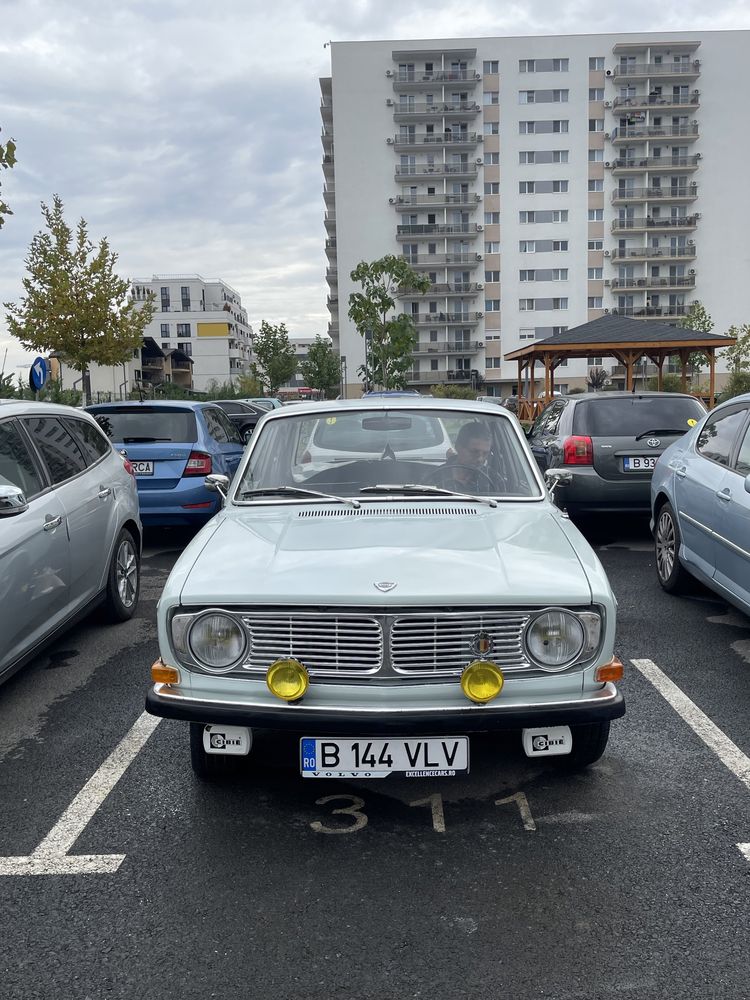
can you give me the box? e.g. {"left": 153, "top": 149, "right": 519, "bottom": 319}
{"left": 145, "top": 398, "right": 625, "bottom": 780}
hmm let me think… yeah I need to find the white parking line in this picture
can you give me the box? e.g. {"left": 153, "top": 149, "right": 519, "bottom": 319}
{"left": 0, "top": 712, "right": 161, "bottom": 876}
{"left": 631, "top": 658, "right": 750, "bottom": 864}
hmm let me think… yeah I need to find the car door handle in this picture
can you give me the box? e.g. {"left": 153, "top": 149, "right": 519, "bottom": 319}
{"left": 675, "top": 467, "right": 687, "bottom": 479}
{"left": 716, "top": 488, "right": 732, "bottom": 502}
{"left": 97, "top": 487, "right": 112, "bottom": 499}
{"left": 43, "top": 515, "right": 63, "bottom": 531}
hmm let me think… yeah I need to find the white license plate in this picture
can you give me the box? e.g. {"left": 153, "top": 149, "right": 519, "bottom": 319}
{"left": 300, "top": 737, "right": 469, "bottom": 778}
{"left": 131, "top": 460, "right": 154, "bottom": 476}
{"left": 623, "top": 455, "right": 657, "bottom": 471}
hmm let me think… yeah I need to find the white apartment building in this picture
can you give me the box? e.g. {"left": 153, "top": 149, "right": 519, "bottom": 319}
{"left": 131, "top": 274, "right": 253, "bottom": 392}
{"left": 322, "top": 31, "right": 749, "bottom": 397}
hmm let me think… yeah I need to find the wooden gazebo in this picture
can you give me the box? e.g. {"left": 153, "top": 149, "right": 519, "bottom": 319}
{"left": 505, "top": 315, "right": 735, "bottom": 418}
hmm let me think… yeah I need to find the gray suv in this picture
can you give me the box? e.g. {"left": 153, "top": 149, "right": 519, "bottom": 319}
{"left": 0, "top": 401, "right": 142, "bottom": 684}
{"left": 526, "top": 391, "right": 707, "bottom": 517}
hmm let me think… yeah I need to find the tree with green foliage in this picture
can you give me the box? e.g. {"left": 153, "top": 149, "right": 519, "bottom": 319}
{"left": 646, "top": 373, "right": 684, "bottom": 393}
{"left": 428, "top": 384, "right": 476, "bottom": 399}
{"left": 250, "top": 320, "right": 297, "bottom": 395}
{"left": 348, "top": 255, "right": 430, "bottom": 390}
{"left": 4, "top": 195, "right": 156, "bottom": 402}
{"left": 678, "top": 300, "right": 713, "bottom": 382}
{"left": 299, "top": 336, "right": 341, "bottom": 399}
{"left": 0, "top": 128, "right": 16, "bottom": 230}
{"left": 586, "top": 367, "right": 609, "bottom": 391}
{"left": 722, "top": 323, "right": 750, "bottom": 374}
{"left": 235, "top": 372, "right": 265, "bottom": 398}
{"left": 0, "top": 372, "right": 15, "bottom": 397}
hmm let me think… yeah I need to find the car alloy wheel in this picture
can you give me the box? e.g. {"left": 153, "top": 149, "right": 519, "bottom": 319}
{"left": 116, "top": 536, "right": 139, "bottom": 608}
{"left": 656, "top": 508, "right": 676, "bottom": 583}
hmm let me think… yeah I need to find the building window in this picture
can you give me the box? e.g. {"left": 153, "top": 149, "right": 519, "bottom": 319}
{"left": 487, "top": 357, "right": 502, "bottom": 368}
{"left": 519, "top": 299, "right": 535, "bottom": 311}
{"left": 552, "top": 269, "right": 568, "bottom": 280}
{"left": 520, "top": 211, "right": 535, "bottom": 223}
{"left": 588, "top": 179, "right": 603, "bottom": 191}
{"left": 552, "top": 180, "right": 569, "bottom": 192}
{"left": 180, "top": 286, "right": 190, "bottom": 310}
{"left": 484, "top": 182, "right": 499, "bottom": 194}
{"left": 178, "top": 341, "right": 192, "bottom": 356}
{"left": 161, "top": 342, "right": 170, "bottom": 351}
{"left": 484, "top": 212, "right": 500, "bottom": 224}
{"left": 588, "top": 209, "right": 604, "bottom": 221}
{"left": 519, "top": 240, "right": 535, "bottom": 252}
{"left": 176, "top": 323, "right": 191, "bottom": 337}
{"left": 552, "top": 210, "right": 568, "bottom": 222}
{"left": 483, "top": 91, "right": 499, "bottom": 105}
{"left": 587, "top": 356, "right": 603, "bottom": 365}
{"left": 552, "top": 298, "right": 568, "bottom": 309}
{"left": 589, "top": 57, "right": 605, "bottom": 71}
{"left": 160, "top": 287, "right": 170, "bottom": 310}
{"left": 485, "top": 241, "right": 500, "bottom": 253}
{"left": 588, "top": 267, "right": 603, "bottom": 279}
{"left": 519, "top": 270, "right": 535, "bottom": 281}
{"left": 485, "top": 152, "right": 500, "bottom": 164}
{"left": 485, "top": 270, "right": 500, "bottom": 282}
{"left": 588, "top": 297, "right": 603, "bottom": 308}
{"left": 589, "top": 88, "right": 604, "bottom": 101}
{"left": 552, "top": 240, "right": 569, "bottom": 251}
{"left": 483, "top": 122, "right": 499, "bottom": 135}
{"left": 519, "top": 181, "right": 535, "bottom": 194}
{"left": 485, "top": 299, "right": 501, "bottom": 311}
{"left": 519, "top": 90, "right": 536, "bottom": 104}
{"left": 588, "top": 118, "right": 604, "bottom": 132}
{"left": 588, "top": 239, "right": 604, "bottom": 250}
{"left": 520, "top": 151, "right": 535, "bottom": 164}
{"left": 483, "top": 60, "right": 499, "bottom": 74}
{"left": 588, "top": 149, "right": 604, "bottom": 162}
{"left": 160, "top": 323, "right": 170, "bottom": 336}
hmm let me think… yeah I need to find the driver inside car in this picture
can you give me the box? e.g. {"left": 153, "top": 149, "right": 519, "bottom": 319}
{"left": 435, "top": 421, "right": 497, "bottom": 493}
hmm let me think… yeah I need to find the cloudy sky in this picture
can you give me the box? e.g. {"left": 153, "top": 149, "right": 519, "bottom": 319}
{"left": 1, "top": 0, "right": 748, "bottom": 379}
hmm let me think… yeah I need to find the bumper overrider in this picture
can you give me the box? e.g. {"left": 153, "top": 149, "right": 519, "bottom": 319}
{"left": 145, "top": 673, "right": 625, "bottom": 735}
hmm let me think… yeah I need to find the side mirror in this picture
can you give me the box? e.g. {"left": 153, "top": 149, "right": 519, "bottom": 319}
{"left": 205, "top": 474, "right": 230, "bottom": 499}
{"left": 544, "top": 468, "right": 572, "bottom": 500}
{"left": 745, "top": 473, "right": 750, "bottom": 495}
{"left": 0, "top": 485, "right": 29, "bottom": 517}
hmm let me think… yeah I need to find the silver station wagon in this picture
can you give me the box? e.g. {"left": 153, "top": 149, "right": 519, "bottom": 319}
{"left": 146, "top": 398, "right": 625, "bottom": 780}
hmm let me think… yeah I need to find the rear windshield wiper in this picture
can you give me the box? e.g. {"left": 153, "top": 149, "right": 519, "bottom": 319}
{"left": 360, "top": 483, "right": 497, "bottom": 508}
{"left": 237, "top": 486, "right": 361, "bottom": 508}
{"left": 121, "top": 436, "right": 172, "bottom": 443}
{"left": 634, "top": 428, "right": 689, "bottom": 441}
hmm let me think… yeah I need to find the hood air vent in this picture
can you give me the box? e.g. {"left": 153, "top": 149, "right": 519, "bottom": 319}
{"left": 297, "top": 505, "right": 479, "bottom": 519}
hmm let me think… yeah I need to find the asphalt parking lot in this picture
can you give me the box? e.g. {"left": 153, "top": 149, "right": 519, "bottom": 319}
{"left": 0, "top": 516, "right": 748, "bottom": 1000}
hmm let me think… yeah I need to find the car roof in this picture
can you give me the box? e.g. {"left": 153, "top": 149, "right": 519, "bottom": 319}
{"left": 569, "top": 391, "right": 702, "bottom": 402}
{"left": 257, "top": 396, "right": 517, "bottom": 421}
{"left": 86, "top": 400, "right": 219, "bottom": 411}
{"left": 0, "top": 400, "right": 98, "bottom": 419}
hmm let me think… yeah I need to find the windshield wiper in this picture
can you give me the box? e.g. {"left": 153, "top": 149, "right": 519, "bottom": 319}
{"left": 237, "top": 486, "right": 361, "bottom": 508}
{"left": 634, "top": 428, "right": 688, "bottom": 441}
{"left": 360, "top": 483, "right": 497, "bottom": 508}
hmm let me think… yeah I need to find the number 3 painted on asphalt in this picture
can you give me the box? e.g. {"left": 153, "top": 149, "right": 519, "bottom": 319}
{"left": 311, "top": 795, "right": 368, "bottom": 834}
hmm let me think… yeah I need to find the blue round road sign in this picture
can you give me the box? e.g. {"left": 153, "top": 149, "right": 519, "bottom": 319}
{"left": 29, "top": 356, "right": 48, "bottom": 391}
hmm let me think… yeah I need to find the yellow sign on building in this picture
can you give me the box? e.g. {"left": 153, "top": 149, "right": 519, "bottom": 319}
{"left": 197, "top": 323, "right": 230, "bottom": 338}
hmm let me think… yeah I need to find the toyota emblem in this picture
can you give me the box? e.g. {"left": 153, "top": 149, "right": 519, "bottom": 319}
{"left": 646, "top": 438, "right": 661, "bottom": 448}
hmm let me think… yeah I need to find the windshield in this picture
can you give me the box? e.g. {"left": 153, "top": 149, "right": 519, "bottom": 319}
{"left": 90, "top": 406, "right": 197, "bottom": 443}
{"left": 235, "top": 408, "right": 542, "bottom": 500}
{"left": 572, "top": 396, "right": 705, "bottom": 437}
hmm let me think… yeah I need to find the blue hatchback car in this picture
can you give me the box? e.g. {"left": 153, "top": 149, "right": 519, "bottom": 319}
{"left": 87, "top": 401, "right": 245, "bottom": 526}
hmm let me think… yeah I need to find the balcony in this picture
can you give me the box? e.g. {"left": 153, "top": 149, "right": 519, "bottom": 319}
{"left": 391, "top": 193, "right": 480, "bottom": 209}
{"left": 401, "top": 252, "right": 482, "bottom": 269}
{"left": 396, "top": 281, "right": 484, "bottom": 297}
{"left": 612, "top": 92, "right": 700, "bottom": 112}
{"left": 610, "top": 245, "right": 696, "bottom": 261}
{"left": 323, "top": 184, "right": 335, "bottom": 205}
{"left": 406, "top": 370, "right": 476, "bottom": 384}
{"left": 609, "top": 275, "right": 696, "bottom": 290}
{"left": 391, "top": 132, "right": 480, "bottom": 152}
{"left": 396, "top": 223, "right": 482, "bottom": 240}
{"left": 391, "top": 101, "right": 481, "bottom": 122}
{"left": 610, "top": 215, "right": 699, "bottom": 234}
{"left": 611, "top": 184, "right": 698, "bottom": 204}
{"left": 390, "top": 69, "right": 481, "bottom": 91}
{"left": 410, "top": 311, "right": 483, "bottom": 325}
{"left": 394, "top": 162, "right": 479, "bottom": 181}
{"left": 610, "top": 61, "right": 701, "bottom": 83}
{"left": 412, "top": 340, "right": 483, "bottom": 355}
{"left": 325, "top": 267, "right": 338, "bottom": 286}
{"left": 610, "top": 124, "right": 699, "bottom": 144}
{"left": 610, "top": 155, "right": 700, "bottom": 174}
{"left": 325, "top": 237, "right": 337, "bottom": 256}
{"left": 611, "top": 305, "right": 688, "bottom": 318}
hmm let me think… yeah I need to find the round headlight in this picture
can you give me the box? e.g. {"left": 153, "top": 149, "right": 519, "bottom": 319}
{"left": 525, "top": 610, "right": 585, "bottom": 670}
{"left": 267, "top": 658, "right": 309, "bottom": 702}
{"left": 188, "top": 613, "right": 246, "bottom": 672}
{"left": 461, "top": 660, "right": 504, "bottom": 704}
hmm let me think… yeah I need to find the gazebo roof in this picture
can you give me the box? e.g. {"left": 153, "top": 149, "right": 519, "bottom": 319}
{"left": 505, "top": 314, "right": 735, "bottom": 360}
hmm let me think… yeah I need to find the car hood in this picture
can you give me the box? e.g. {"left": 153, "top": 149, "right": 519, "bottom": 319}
{"left": 174, "top": 502, "right": 595, "bottom": 606}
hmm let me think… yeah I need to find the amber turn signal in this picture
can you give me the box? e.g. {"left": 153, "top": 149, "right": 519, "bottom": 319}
{"left": 151, "top": 659, "right": 180, "bottom": 684}
{"left": 594, "top": 657, "right": 624, "bottom": 683}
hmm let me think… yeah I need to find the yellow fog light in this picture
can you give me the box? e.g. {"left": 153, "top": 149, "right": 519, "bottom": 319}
{"left": 151, "top": 659, "right": 180, "bottom": 685}
{"left": 461, "top": 660, "right": 504, "bottom": 704}
{"left": 266, "top": 658, "right": 309, "bottom": 702}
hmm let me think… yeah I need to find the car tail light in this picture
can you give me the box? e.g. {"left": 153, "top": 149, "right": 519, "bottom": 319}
{"left": 122, "top": 458, "right": 136, "bottom": 478}
{"left": 184, "top": 451, "right": 212, "bottom": 476}
{"left": 562, "top": 436, "right": 593, "bottom": 465}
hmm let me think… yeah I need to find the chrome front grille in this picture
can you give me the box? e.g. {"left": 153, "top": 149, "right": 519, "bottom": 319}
{"left": 391, "top": 612, "right": 531, "bottom": 675}
{"left": 240, "top": 613, "right": 383, "bottom": 675}
{"left": 231, "top": 609, "right": 532, "bottom": 679}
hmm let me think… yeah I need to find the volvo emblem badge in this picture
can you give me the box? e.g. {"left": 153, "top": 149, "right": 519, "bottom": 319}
{"left": 647, "top": 438, "right": 661, "bottom": 448}
{"left": 470, "top": 631, "right": 494, "bottom": 656}
{"left": 374, "top": 581, "right": 397, "bottom": 593}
